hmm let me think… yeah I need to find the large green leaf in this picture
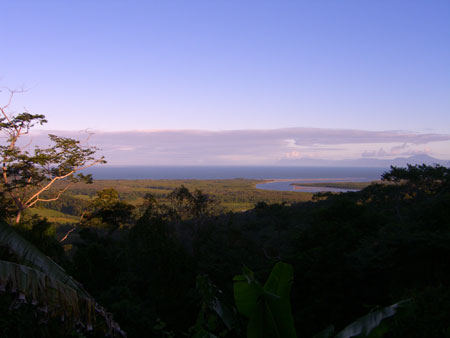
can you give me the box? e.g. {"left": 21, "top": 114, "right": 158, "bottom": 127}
{"left": 262, "top": 262, "right": 296, "bottom": 338}
{"left": 0, "top": 219, "right": 125, "bottom": 336}
{"left": 246, "top": 298, "right": 282, "bottom": 338}
{"left": 263, "top": 262, "right": 294, "bottom": 298}
{"left": 233, "top": 266, "right": 264, "bottom": 318}
{"left": 233, "top": 262, "right": 297, "bottom": 338}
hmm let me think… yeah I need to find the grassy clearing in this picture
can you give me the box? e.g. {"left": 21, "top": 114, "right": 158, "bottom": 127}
{"left": 28, "top": 207, "right": 79, "bottom": 224}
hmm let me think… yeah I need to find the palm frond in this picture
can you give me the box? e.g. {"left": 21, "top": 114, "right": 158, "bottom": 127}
{"left": 0, "top": 219, "right": 125, "bottom": 337}
{"left": 0, "top": 219, "right": 88, "bottom": 297}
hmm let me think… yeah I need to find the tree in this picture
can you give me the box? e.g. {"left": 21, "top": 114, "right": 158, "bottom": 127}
{"left": 83, "top": 188, "right": 135, "bottom": 233}
{"left": 167, "top": 185, "right": 220, "bottom": 219}
{"left": 0, "top": 89, "right": 105, "bottom": 223}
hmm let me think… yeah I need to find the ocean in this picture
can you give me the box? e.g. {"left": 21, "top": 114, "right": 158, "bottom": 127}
{"left": 82, "top": 166, "right": 388, "bottom": 181}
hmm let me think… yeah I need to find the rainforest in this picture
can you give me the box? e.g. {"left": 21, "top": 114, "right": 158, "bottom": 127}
{"left": 1, "top": 162, "right": 450, "bottom": 337}
{"left": 2, "top": 1, "right": 450, "bottom": 337}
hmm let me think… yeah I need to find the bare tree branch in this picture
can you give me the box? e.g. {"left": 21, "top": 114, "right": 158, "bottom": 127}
{"left": 60, "top": 226, "right": 77, "bottom": 242}
{"left": 27, "top": 183, "right": 72, "bottom": 208}
{"left": 22, "top": 157, "right": 104, "bottom": 208}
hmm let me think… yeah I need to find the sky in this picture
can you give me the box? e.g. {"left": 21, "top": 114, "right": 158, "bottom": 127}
{"left": 1, "top": 0, "right": 449, "bottom": 165}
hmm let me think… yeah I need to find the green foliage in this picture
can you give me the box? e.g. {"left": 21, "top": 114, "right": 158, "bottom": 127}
{"left": 14, "top": 215, "right": 66, "bottom": 264}
{"left": 83, "top": 188, "right": 135, "bottom": 232}
{"left": 167, "top": 185, "right": 221, "bottom": 219}
{"left": 127, "top": 209, "right": 197, "bottom": 327}
{"left": 382, "top": 163, "right": 449, "bottom": 185}
{"left": 46, "top": 178, "right": 312, "bottom": 215}
{"left": 233, "top": 262, "right": 297, "bottom": 338}
{"left": 29, "top": 207, "right": 79, "bottom": 224}
{"left": 70, "top": 198, "right": 197, "bottom": 336}
{"left": 0, "top": 112, "right": 47, "bottom": 139}
{"left": 0, "top": 105, "right": 105, "bottom": 222}
{"left": 386, "top": 286, "right": 450, "bottom": 338}
{"left": 70, "top": 229, "right": 121, "bottom": 294}
{"left": 0, "top": 95, "right": 123, "bottom": 336}
{"left": 13, "top": 163, "right": 449, "bottom": 338}
{"left": 62, "top": 164, "right": 450, "bottom": 337}
{"left": 0, "top": 219, "right": 124, "bottom": 337}
{"left": 193, "top": 274, "right": 239, "bottom": 337}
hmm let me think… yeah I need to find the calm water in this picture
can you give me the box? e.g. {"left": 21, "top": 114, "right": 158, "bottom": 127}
{"left": 255, "top": 180, "right": 363, "bottom": 193}
{"left": 82, "top": 166, "right": 386, "bottom": 186}
{"left": 81, "top": 166, "right": 387, "bottom": 192}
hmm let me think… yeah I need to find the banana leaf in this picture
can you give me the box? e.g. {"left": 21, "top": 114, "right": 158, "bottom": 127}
{"left": 334, "top": 299, "right": 411, "bottom": 338}
{"left": 0, "top": 220, "right": 88, "bottom": 297}
{"left": 234, "top": 262, "right": 297, "bottom": 338}
{"left": 0, "top": 219, "right": 125, "bottom": 337}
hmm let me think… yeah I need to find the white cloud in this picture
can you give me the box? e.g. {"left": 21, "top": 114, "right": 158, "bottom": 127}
{"left": 16, "top": 127, "right": 450, "bottom": 165}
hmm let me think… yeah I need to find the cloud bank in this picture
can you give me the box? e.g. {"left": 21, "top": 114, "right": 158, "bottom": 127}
{"left": 19, "top": 127, "right": 450, "bottom": 165}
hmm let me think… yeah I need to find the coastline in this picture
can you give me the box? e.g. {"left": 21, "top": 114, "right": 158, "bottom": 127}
{"left": 256, "top": 177, "right": 373, "bottom": 192}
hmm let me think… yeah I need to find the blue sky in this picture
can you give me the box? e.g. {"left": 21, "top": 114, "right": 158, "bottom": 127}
{"left": 1, "top": 1, "right": 449, "bottom": 164}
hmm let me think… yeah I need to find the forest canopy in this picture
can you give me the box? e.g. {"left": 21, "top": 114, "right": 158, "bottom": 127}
{"left": 1, "top": 160, "right": 449, "bottom": 337}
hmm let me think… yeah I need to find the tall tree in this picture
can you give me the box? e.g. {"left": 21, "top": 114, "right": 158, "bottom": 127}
{"left": 0, "top": 89, "right": 105, "bottom": 222}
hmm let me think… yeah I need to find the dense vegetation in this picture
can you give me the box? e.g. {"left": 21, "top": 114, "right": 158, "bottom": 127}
{"left": 32, "top": 178, "right": 313, "bottom": 222}
{"left": 1, "top": 164, "right": 450, "bottom": 337}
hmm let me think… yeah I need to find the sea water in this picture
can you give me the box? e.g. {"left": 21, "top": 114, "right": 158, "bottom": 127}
{"left": 81, "top": 166, "right": 387, "bottom": 192}
{"left": 82, "top": 166, "right": 387, "bottom": 180}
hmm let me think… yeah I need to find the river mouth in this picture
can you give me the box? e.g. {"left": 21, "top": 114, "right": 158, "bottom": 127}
{"left": 255, "top": 178, "right": 369, "bottom": 192}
